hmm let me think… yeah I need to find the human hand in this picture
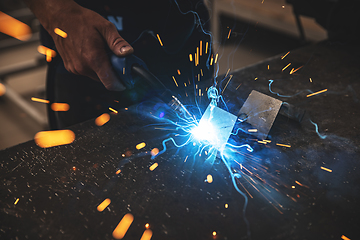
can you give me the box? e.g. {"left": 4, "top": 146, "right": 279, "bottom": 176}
{"left": 30, "top": 0, "right": 134, "bottom": 91}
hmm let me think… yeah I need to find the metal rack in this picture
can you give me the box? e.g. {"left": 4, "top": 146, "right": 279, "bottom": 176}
{"left": 0, "top": 57, "right": 48, "bottom": 127}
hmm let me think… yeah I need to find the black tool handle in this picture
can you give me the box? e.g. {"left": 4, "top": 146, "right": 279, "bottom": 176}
{"left": 111, "top": 54, "right": 148, "bottom": 89}
{"left": 111, "top": 54, "right": 193, "bottom": 120}
{"left": 131, "top": 64, "right": 193, "bottom": 120}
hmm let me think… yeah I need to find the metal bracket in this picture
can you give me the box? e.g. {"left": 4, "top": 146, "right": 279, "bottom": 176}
{"left": 238, "top": 90, "right": 282, "bottom": 139}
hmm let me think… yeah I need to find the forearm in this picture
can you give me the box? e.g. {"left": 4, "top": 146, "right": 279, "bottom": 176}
{"left": 23, "top": 0, "right": 79, "bottom": 32}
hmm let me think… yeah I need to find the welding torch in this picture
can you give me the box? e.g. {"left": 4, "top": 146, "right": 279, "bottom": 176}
{"left": 111, "top": 54, "right": 193, "bottom": 120}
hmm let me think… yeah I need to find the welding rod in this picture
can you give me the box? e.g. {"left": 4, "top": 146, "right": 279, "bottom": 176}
{"left": 130, "top": 64, "right": 193, "bottom": 120}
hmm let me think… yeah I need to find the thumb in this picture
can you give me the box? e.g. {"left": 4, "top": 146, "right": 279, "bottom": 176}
{"left": 100, "top": 21, "right": 134, "bottom": 57}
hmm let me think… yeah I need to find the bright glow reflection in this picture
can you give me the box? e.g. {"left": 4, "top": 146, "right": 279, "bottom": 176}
{"left": 191, "top": 121, "right": 216, "bottom": 144}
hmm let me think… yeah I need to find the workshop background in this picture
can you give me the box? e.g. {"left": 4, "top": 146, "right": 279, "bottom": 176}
{"left": 0, "top": 0, "right": 327, "bottom": 150}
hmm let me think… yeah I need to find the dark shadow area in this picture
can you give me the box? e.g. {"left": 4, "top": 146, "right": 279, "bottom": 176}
{"left": 219, "top": 14, "right": 310, "bottom": 55}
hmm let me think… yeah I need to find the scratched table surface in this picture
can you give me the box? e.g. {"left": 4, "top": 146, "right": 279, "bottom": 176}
{"left": 1, "top": 41, "right": 360, "bottom": 240}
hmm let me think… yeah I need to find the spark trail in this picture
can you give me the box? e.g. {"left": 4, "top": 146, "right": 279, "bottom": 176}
{"left": 149, "top": 86, "right": 253, "bottom": 238}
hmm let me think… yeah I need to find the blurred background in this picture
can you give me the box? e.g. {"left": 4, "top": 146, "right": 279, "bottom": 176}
{"left": 0, "top": 0, "right": 327, "bottom": 150}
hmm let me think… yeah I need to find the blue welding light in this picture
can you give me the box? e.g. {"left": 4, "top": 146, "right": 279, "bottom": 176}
{"left": 159, "top": 112, "right": 165, "bottom": 118}
{"left": 191, "top": 121, "right": 216, "bottom": 144}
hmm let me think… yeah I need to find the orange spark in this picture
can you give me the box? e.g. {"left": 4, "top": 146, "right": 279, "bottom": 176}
{"left": 54, "top": 28, "right": 67, "bottom": 38}
{"left": 145, "top": 223, "right": 150, "bottom": 229}
{"left": 276, "top": 143, "right": 291, "bottom": 148}
{"left": 136, "top": 142, "right": 146, "bottom": 150}
{"left": 112, "top": 213, "right": 134, "bottom": 239}
{"left": 207, "top": 174, "right": 213, "bottom": 183}
{"left": 267, "top": 65, "right": 270, "bottom": 70}
{"left": 212, "top": 231, "right": 217, "bottom": 236}
{"left": 140, "top": 229, "right": 153, "bottom": 240}
{"left": 109, "top": 107, "right": 118, "bottom": 114}
{"left": 156, "top": 34, "right": 163, "bottom": 46}
{"left": 282, "top": 63, "right": 291, "bottom": 72}
{"left": 149, "top": 163, "right": 158, "bottom": 171}
{"left": 200, "top": 40, "right": 202, "bottom": 56}
{"left": 0, "top": 83, "right": 5, "bottom": 96}
{"left": 214, "top": 53, "right": 219, "bottom": 64}
{"left": 200, "top": 68, "right": 203, "bottom": 76}
{"left": 205, "top": 41, "right": 208, "bottom": 54}
{"left": 0, "top": 11, "right": 32, "bottom": 41}
{"left": 225, "top": 68, "right": 230, "bottom": 78}
{"left": 290, "top": 65, "right": 303, "bottom": 74}
{"left": 341, "top": 235, "right": 351, "bottom": 240}
{"left": 254, "top": 77, "right": 258, "bottom": 81}
{"left": 37, "top": 45, "right": 56, "bottom": 57}
{"left": 51, "top": 103, "right": 70, "bottom": 111}
{"left": 97, "top": 198, "right": 111, "bottom": 212}
{"left": 177, "top": 69, "right": 181, "bottom": 75}
{"left": 38, "top": 45, "right": 56, "bottom": 62}
{"left": 95, "top": 113, "right": 110, "bottom": 126}
{"left": 306, "top": 89, "right": 328, "bottom": 97}
{"left": 14, "top": 198, "right": 19, "bottom": 205}
{"left": 221, "top": 75, "right": 233, "bottom": 94}
{"left": 210, "top": 54, "right": 214, "bottom": 65}
{"left": 236, "top": 83, "right": 242, "bottom": 90}
{"left": 151, "top": 148, "right": 159, "bottom": 156}
{"left": 116, "top": 169, "right": 121, "bottom": 174}
{"left": 46, "top": 49, "right": 52, "bottom": 62}
{"left": 189, "top": 54, "right": 193, "bottom": 62}
{"left": 281, "top": 51, "right": 290, "bottom": 59}
{"left": 257, "top": 140, "right": 267, "bottom": 144}
{"left": 34, "top": 130, "right": 75, "bottom": 148}
{"left": 31, "top": 97, "right": 49, "bottom": 104}
{"left": 225, "top": 203, "right": 228, "bottom": 208}
{"left": 321, "top": 166, "right": 332, "bottom": 172}
{"left": 72, "top": 166, "right": 76, "bottom": 171}
{"left": 309, "top": 78, "right": 313, "bottom": 82}
{"left": 248, "top": 129, "right": 258, "bottom": 133}
{"left": 227, "top": 28, "right": 232, "bottom": 39}
{"left": 237, "top": 178, "right": 254, "bottom": 198}
{"left": 196, "top": 47, "right": 199, "bottom": 66}
{"left": 172, "top": 76, "right": 178, "bottom": 87}
{"left": 295, "top": 181, "right": 309, "bottom": 188}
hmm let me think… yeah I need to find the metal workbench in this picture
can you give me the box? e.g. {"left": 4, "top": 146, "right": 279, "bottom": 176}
{"left": 1, "top": 41, "right": 359, "bottom": 240}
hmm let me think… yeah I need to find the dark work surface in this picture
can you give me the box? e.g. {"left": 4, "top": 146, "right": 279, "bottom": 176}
{"left": 1, "top": 41, "right": 360, "bottom": 240}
